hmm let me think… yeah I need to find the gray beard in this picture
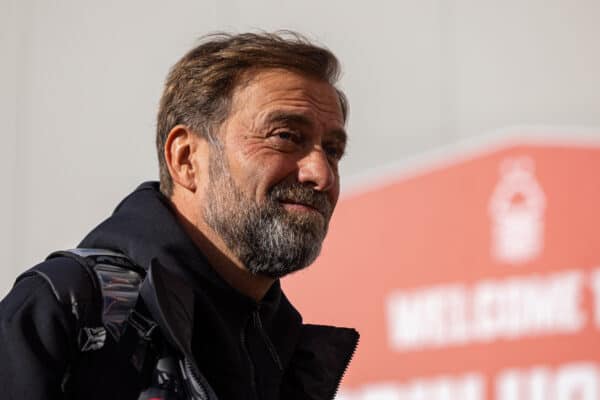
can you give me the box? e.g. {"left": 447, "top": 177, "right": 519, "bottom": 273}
{"left": 202, "top": 153, "right": 332, "bottom": 278}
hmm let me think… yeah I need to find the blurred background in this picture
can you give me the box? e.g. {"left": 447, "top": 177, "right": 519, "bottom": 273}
{"left": 2, "top": 1, "right": 600, "bottom": 398}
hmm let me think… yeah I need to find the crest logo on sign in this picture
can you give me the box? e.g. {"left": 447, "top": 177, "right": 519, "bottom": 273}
{"left": 489, "top": 157, "right": 546, "bottom": 264}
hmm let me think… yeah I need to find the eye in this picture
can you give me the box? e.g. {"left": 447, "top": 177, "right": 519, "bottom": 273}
{"left": 267, "top": 130, "right": 303, "bottom": 152}
{"left": 324, "top": 143, "right": 345, "bottom": 161}
{"left": 275, "top": 131, "right": 300, "bottom": 142}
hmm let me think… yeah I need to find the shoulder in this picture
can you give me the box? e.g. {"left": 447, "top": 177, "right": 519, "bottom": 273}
{"left": 0, "top": 258, "right": 88, "bottom": 399}
{"left": 15, "top": 256, "right": 98, "bottom": 306}
{"left": 0, "top": 258, "right": 84, "bottom": 356}
{"left": 1, "top": 255, "right": 97, "bottom": 329}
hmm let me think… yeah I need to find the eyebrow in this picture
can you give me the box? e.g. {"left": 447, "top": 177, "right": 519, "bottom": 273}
{"left": 264, "top": 111, "right": 348, "bottom": 144}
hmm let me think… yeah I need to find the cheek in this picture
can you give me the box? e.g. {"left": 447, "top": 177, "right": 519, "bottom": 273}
{"left": 260, "top": 161, "right": 299, "bottom": 196}
{"left": 232, "top": 156, "right": 297, "bottom": 201}
{"left": 248, "top": 156, "right": 298, "bottom": 191}
{"left": 192, "top": 153, "right": 211, "bottom": 192}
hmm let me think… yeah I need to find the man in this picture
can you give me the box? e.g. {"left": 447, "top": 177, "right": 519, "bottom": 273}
{"left": 0, "top": 32, "right": 358, "bottom": 399}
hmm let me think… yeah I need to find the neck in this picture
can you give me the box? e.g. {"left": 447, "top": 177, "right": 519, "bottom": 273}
{"left": 169, "top": 192, "right": 275, "bottom": 302}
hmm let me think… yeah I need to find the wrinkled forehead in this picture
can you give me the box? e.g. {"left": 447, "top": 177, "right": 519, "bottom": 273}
{"left": 229, "top": 68, "right": 345, "bottom": 126}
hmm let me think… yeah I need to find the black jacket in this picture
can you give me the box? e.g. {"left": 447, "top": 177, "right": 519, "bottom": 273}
{"left": 0, "top": 182, "right": 358, "bottom": 399}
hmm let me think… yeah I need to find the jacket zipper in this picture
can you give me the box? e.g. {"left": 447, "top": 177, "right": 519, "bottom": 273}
{"left": 240, "top": 313, "right": 259, "bottom": 400}
{"left": 329, "top": 335, "right": 360, "bottom": 400}
{"left": 180, "top": 357, "right": 212, "bottom": 400}
{"left": 251, "top": 310, "right": 283, "bottom": 371}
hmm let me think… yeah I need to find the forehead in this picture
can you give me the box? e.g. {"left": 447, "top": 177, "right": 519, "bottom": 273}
{"left": 228, "top": 69, "right": 345, "bottom": 130}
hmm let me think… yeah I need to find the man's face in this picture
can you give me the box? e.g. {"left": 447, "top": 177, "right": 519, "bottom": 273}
{"left": 201, "top": 69, "right": 347, "bottom": 278}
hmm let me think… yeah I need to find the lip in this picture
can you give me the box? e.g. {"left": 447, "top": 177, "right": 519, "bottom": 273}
{"left": 279, "top": 200, "right": 322, "bottom": 215}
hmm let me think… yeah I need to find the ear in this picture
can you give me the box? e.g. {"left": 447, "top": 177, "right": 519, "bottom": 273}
{"left": 164, "top": 125, "right": 209, "bottom": 192}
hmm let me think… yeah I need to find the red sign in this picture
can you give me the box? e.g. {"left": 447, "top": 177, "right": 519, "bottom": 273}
{"left": 284, "top": 139, "right": 600, "bottom": 399}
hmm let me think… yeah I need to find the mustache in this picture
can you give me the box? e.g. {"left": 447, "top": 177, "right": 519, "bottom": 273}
{"left": 269, "top": 182, "right": 333, "bottom": 218}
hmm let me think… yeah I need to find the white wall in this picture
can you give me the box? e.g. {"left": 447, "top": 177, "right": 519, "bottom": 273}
{"left": 1, "top": 0, "right": 599, "bottom": 295}
{"left": 1, "top": 0, "right": 19, "bottom": 293}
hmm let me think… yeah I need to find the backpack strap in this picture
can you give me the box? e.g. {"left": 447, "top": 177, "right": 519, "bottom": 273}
{"left": 52, "top": 249, "right": 146, "bottom": 343}
{"left": 17, "top": 249, "right": 146, "bottom": 352}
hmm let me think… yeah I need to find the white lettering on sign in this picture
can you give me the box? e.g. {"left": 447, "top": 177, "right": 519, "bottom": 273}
{"left": 589, "top": 268, "right": 600, "bottom": 329}
{"left": 337, "top": 362, "right": 600, "bottom": 400}
{"left": 335, "top": 373, "right": 484, "bottom": 400}
{"left": 496, "top": 363, "right": 598, "bottom": 400}
{"left": 386, "top": 270, "right": 585, "bottom": 350}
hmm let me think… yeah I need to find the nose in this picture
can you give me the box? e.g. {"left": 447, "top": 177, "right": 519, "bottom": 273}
{"left": 297, "top": 147, "right": 337, "bottom": 192}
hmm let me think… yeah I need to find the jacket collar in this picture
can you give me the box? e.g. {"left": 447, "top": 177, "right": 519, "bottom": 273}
{"left": 80, "top": 182, "right": 222, "bottom": 287}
